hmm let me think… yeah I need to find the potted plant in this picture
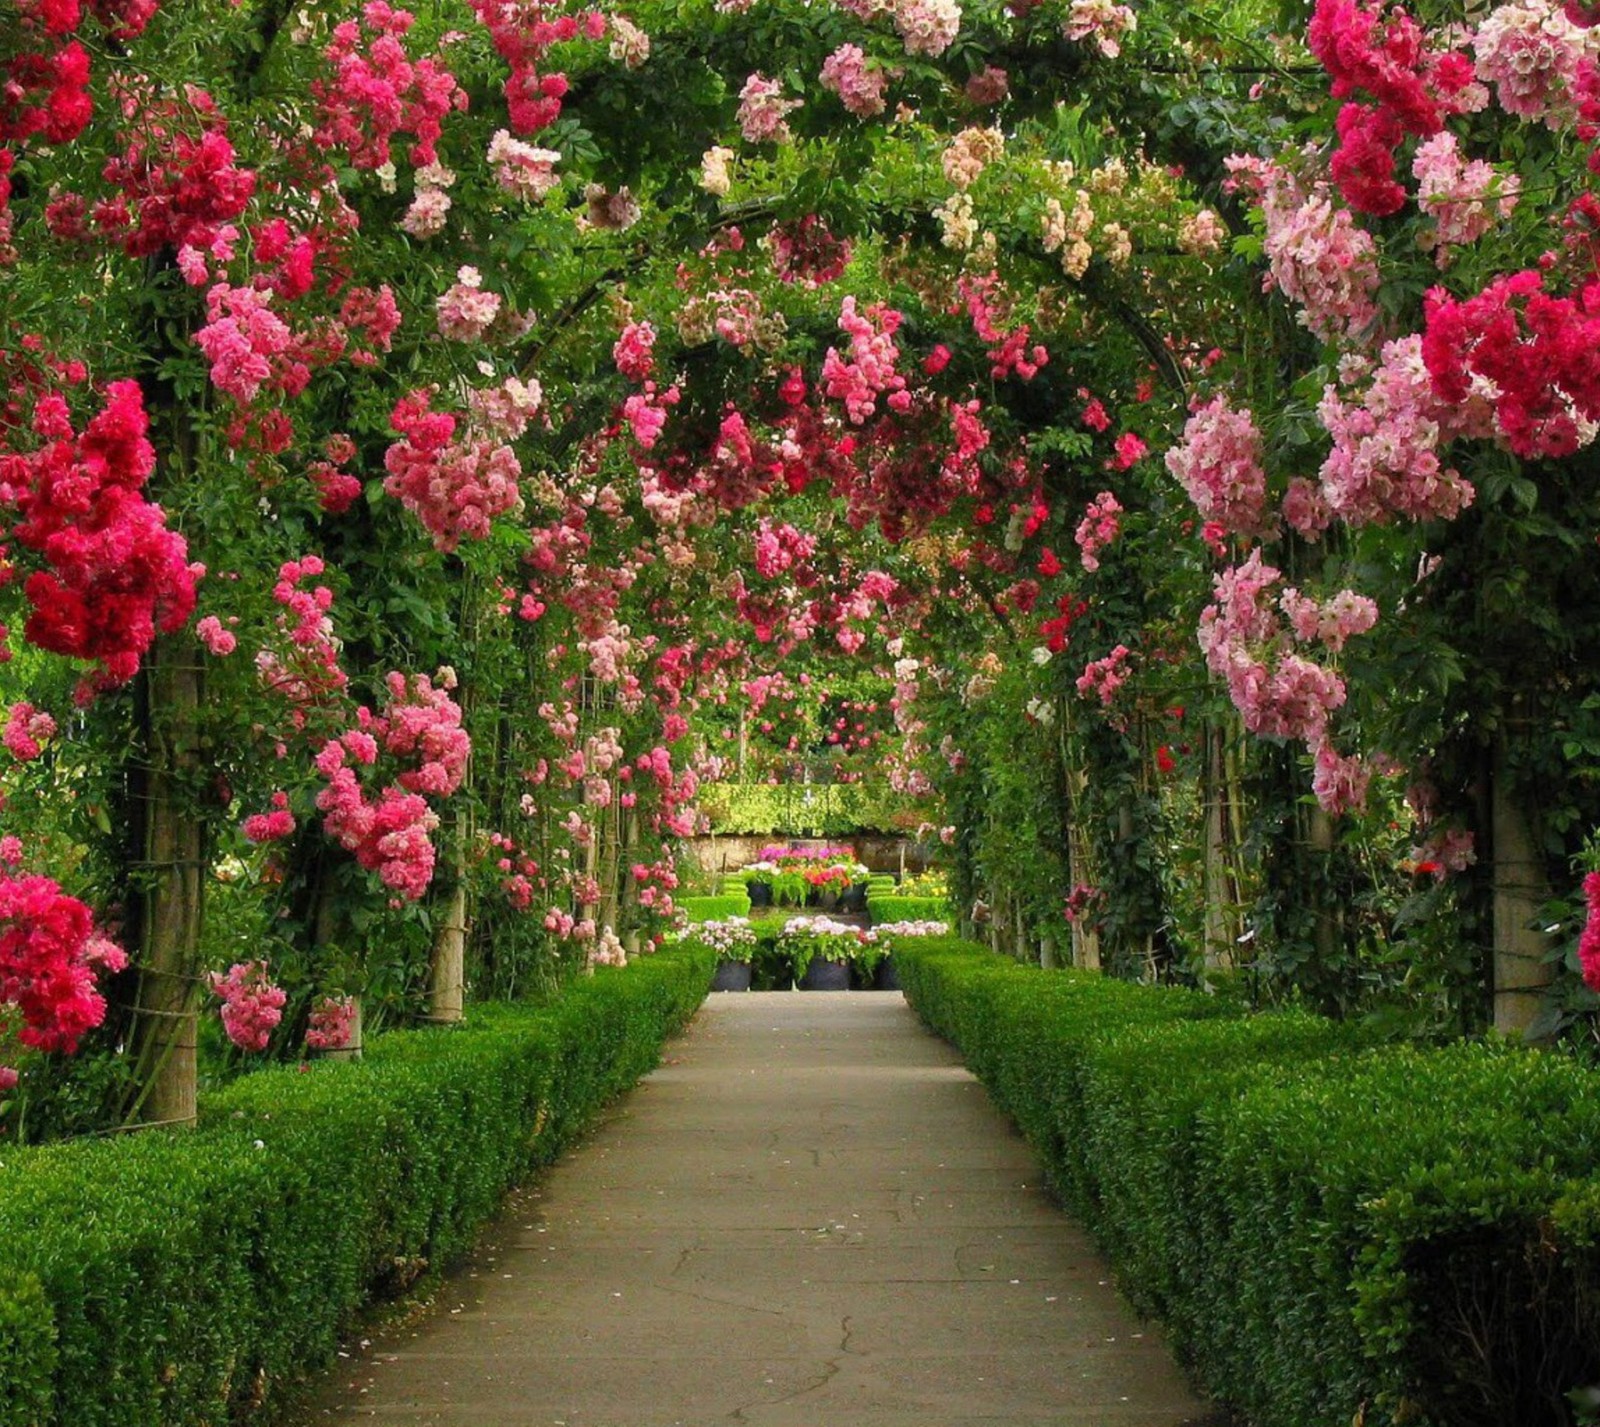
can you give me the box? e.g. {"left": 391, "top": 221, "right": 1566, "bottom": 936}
{"left": 684, "top": 917, "right": 758, "bottom": 991}
{"left": 779, "top": 915, "right": 864, "bottom": 990}
{"left": 860, "top": 919, "right": 949, "bottom": 990}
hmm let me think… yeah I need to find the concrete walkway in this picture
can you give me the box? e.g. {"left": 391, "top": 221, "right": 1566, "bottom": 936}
{"left": 303, "top": 992, "right": 1217, "bottom": 1427}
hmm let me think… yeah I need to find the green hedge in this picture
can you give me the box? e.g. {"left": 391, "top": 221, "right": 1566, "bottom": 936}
{"left": 0, "top": 945, "right": 713, "bottom": 1427}
{"left": 696, "top": 782, "right": 924, "bottom": 835}
{"left": 678, "top": 892, "right": 751, "bottom": 921}
{"left": 866, "top": 893, "right": 947, "bottom": 925}
{"left": 893, "top": 937, "right": 1600, "bottom": 1427}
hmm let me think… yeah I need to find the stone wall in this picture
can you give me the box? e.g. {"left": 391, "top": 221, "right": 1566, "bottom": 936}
{"left": 680, "top": 833, "right": 935, "bottom": 880}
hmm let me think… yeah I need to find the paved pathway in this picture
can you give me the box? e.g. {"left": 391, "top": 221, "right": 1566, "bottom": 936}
{"left": 304, "top": 991, "right": 1216, "bottom": 1427}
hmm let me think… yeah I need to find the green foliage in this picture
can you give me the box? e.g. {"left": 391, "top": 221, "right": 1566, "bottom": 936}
{"left": 867, "top": 894, "right": 947, "bottom": 924}
{"left": 895, "top": 938, "right": 1600, "bottom": 1427}
{"left": 677, "top": 893, "right": 752, "bottom": 921}
{"left": 0, "top": 1272, "right": 54, "bottom": 1427}
{"left": 697, "top": 782, "right": 924, "bottom": 836}
{"left": 0, "top": 946, "right": 712, "bottom": 1427}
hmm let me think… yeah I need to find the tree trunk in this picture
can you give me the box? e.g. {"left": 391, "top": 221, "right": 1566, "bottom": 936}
{"left": 126, "top": 637, "right": 206, "bottom": 1128}
{"left": 1491, "top": 738, "right": 1554, "bottom": 1038}
{"left": 1202, "top": 723, "right": 1239, "bottom": 973}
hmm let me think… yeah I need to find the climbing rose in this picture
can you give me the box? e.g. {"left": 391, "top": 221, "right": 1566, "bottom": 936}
{"left": 820, "top": 44, "right": 889, "bottom": 117}
{"left": 305, "top": 995, "right": 357, "bottom": 1051}
{"left": 0, "top": 874, "right": 122, "bottom": 1057}
{"left": 210, "top": 960, "right": 286, "bottom": 1052}
{"left": 737, "top": 74, "right": 801, "bottom": 143}
{"left": 1580, "top": 871, "right": 1600, "bottom": 992}
{"left": 3, "top": 702, "right": 56, "bottom": 761}
{"left": 242, "top": 790, "right": 296, "bottom": 843}
{"left": 1165, "top": 396, "right": 1270, "bottom": 536}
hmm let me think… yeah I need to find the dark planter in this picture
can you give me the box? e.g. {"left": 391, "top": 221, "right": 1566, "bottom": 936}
{"left": 874, "top": 956, "right": 901, "bottom": 991}
{"left": 840, "top": 882, "right": 868, "bottom": 914}
{"left": 799, "top": 957, "right": 850, "bottom": 991}
{"left": 712, "top": 959, "right": 752, "bottom": 992}
{"left": 747, "top": 880, "right": 773, "bottom": 908}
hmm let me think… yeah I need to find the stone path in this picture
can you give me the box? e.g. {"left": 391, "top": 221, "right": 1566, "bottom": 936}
{"left": 303, "top": 991, "right": 1217, "bottom": 1427}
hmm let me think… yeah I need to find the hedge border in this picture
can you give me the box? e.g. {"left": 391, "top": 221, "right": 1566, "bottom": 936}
{"left": 892, "top": 936, "right": 1600, "bottom": 1427}
{"left": 678, "top": 892, "right": 751, "bottom": 921}
{"left": 0, "top": 945, "right": 713, "bottom": 1427}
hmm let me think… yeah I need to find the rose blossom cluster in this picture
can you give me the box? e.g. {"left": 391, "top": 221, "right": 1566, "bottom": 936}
{"left": 89, "top": 112, "right": 256, "bottom": 258}
{"left": 316, "top": 753, "right": 440, "bottom": 901}
{"left": 1421, "top": 268, "right": 1600, "bottom": 461}
{"left": 942, "top": 127, "right": 1004, "bottom": 189}
{"left": 1412, "top": 131, "right": 1520, "bottom": 263}
{"left": 1580, "top": 870, "right": 1600, "bottom": 992}
{"left": 435, "top": 267, "right": 502, "bottom": 342}
{"left": 384, "top": 389, "right": 523, "bottom": 551}
{"left": 304, "top": 994, "right": 358, "bottom": 1052}
{"left": 312, "top": 1, "right": 466, "bottom": 171}
{"left": 486, "top": 129, "right": 561, "bottom": 201}
{"left": 1316, "top": 334, "right": 1478, "bottom": 525}
{"left": 1164, "top": 395, "right": 1270, "bottom": 537}
{"left": 1473, "top": 0, "right": 1594, "bottom": 126}
{"left": 3, "top": 701, "right": 55, "bottom": 761}
{"left": 1064, "top": 0, "right": 1137, "bottom": 56}
{"left": 242, "top": 790, "right": 296, "bottom": 844}
{"left": 468, "top": 0, "right": 605, "bottom": 134}
{"left": 769, "top": 216, "right": 852, "bottom": 286}
{"left": 257, "top": 555, "right": 349, "bottom": 710}
{"left": 1306, "top": 0, "right": 1486, "bottom": 214}
{"left": 737, "top": 73, "right": 802, "bottom": 144}
{"left": 1074, "top": 491, "right": 1122, "bottom": 572}
{"left": 377, "top": 670, "right": 470, "bottom": 797}
{"left": 1224, "top": 155, "right": 1382, "bottom": 342}
{"left": 820, "top": 44, "right": 889, "bottom": 117}
{"left": 892, "top": 0, "right": 961, "bottom": 56}
{"left": 613, "top": 320, "right": 656, "bottom": 381}
{"left": 753, "top": 519, "right": 818, "bottom": 579}
{"left": 0, "top": 873, "right": 124, "bottom": 1066}
{"left": 209, "top": 960, "right": 286, "bottom": 1052}
{"left": 4, "top": 381, "right": 196, "bottom": 692}
{"left": 821, "top": 297, "right": 911, "bottom": 423}
{"left": 608, "top": 14, "right": 650, "bottom": 67}
{"left": 1076, "top": 644, "right": 1132, "bottom": 706}
{"left": 1198, "top": 550, "right": 1378, "bottom": 812}
{"left": 195, "top": 285, "right": 309, "bottom": 404}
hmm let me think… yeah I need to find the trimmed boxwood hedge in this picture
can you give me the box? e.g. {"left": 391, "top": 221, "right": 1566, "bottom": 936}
{"left": 678, "top": 892, "right": 751, "bottom": 921}
{"left": 0, "top": 944, "right": 713, "bottom": 1427}
{"left": 865, "top": 893, "right": 946, "bottom": 925}
{"left": 893, "top": 936, "right": 1600, "bottom": 1427}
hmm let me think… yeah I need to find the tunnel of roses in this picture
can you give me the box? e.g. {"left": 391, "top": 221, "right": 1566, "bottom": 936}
{"left": 3, "top": 0, "right": 1600, "bottom": 1134}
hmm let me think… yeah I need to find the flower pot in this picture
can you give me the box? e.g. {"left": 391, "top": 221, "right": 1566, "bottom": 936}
{"left": 747, "top": 880, "right": 773, "bottom": 908}
{"left": 799, "top": 957, "right": 850, "bottom": 991}
{"left": 874, "top": 955, "right": 901, "bottom": 991}
{"left": 712, "top": 959, "right": 752, "bottom": 992}
{"left": 840, "top": 882, "right": 868, "bottom": 914}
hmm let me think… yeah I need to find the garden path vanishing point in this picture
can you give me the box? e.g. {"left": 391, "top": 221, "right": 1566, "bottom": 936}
{"left": 302, "top": 990, "right": 1220, "bottom": 1427}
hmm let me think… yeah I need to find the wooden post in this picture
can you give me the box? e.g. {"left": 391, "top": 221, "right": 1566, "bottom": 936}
{"left": 126, "top": 636, "right": 205, "bottom": 1128}
{"left": 428, "top": 875, "right": 468, "bottom": 1024}
{"left": 1491, "top": 736, "right": 1554, "bottom": 1038}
